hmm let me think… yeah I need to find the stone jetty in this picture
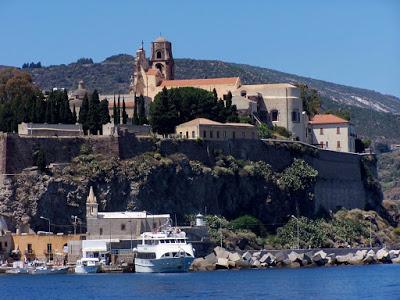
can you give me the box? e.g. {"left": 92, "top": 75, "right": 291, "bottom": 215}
{"left": 190, "top": 246, "right": 400, "bottom": 271}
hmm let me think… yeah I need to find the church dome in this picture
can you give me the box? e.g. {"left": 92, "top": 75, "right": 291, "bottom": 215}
{"left": 71, "top": 80, "right": 88, "bottom": 100}
{"left": 155, "top": 36, "right": 168, "bottom": 43}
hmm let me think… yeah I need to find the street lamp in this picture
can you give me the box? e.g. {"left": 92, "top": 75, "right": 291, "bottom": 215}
{"left": 40, "top": 216, "right": 51, "bottom": 234}
{"left": 128, "top": 220, "right": 133, "bottom": 251}
{"left": 290, "top": 215, "right": 300, "bottom": 250}
{"left": 71, "top": 215, "right": 80, "bottom": 235}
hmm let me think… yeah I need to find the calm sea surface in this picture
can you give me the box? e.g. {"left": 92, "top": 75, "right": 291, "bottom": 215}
{"left": 1, "top": 264, "right": 400, "bottom": 300}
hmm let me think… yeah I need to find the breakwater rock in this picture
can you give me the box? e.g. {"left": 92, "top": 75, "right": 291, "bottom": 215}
{"left": 190, "top": 246, "right": 400, "bottom": 271}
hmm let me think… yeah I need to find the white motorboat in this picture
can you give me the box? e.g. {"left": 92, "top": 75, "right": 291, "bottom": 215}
{"left": 134, "top": 223, "right": 195, "bottom": 273}
{"left": 30, "top": 265, "right": 69, "bottom": 275}
{"left": 5, "top": 261, "right": 30, "bottom": 274}
{"left": 74, "top": 257, "right": 100, "bottom": 274}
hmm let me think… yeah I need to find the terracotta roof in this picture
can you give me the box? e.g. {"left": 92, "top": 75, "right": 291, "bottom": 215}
{"left": 309, "top": 114, "right": 349, "bottom": 125}
{"left": 177, "top": 118, "right": 254, "bottom": 127}
{"left": 160, "top": 77, "right": 239, "bottom": 88}
{"left": 146, "top": 69, "right": 159, "bottom": 76}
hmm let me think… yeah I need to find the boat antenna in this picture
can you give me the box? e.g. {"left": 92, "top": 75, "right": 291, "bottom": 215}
{"left": 174, "top": 214, "right": 177, "bottom": 227}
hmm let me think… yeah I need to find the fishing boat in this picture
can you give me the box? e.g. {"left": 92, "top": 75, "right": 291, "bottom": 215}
{"left": 4, "top": 261, "right": 30, "bottom": 274}
{"left": 74, "top": 257, "right": 100, "bottom": 274}
{"left": 134, "top": 222, "right": 195, "bottom": 273}
{"left": 29, "top": 264, "right": 69, "bottom": 275}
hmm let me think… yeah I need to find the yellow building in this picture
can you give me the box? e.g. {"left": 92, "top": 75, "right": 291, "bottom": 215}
{"left": 175, "top": 118, "right": 258, "bottom": 141}
{"left": 11, "top": 233, "right": 82, "bottom": 262}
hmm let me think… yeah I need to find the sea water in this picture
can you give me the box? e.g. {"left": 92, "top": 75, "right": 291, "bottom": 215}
{"left": 1, "top": 264, "right": 399, "bottom": 300}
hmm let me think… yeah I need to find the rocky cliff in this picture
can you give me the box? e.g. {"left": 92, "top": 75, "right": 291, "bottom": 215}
{"left": 0, "top": 137, "right": 383, "bottom": 234}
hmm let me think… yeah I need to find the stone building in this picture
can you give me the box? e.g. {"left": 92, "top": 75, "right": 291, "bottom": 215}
{"left": 175, "top": 118, "right": 258, "bottom": 141}
{"left": 18, "top": 122, "right": 84, "bottom": 137}
{"left": 85, "top": 187, "right": 170, "bottom": 241}
{"left": 68, "top": 80, "right": 89, "bottom": 114}
{"left": 129, "top": 37, "right": 308, "bottom": 142}
{"left": 308, "top": 114, "right": 356, "bottom": 152}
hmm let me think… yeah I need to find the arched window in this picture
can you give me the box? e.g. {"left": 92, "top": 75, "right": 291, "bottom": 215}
{"left": 156, "top": 51, "right": 162, "bottom": 59}
{"left": 240, "top": 90, "right": 247, "bottom": 97}
{"left": 155, "top": 63, "right": 163, "bottom": 72}
{"left": 271, "top": 109, "right": 279, "bottom": 122}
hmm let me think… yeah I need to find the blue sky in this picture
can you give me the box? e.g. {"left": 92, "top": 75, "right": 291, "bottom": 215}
{"left": 0, "top": 0, "right": 399, "bottom": 97}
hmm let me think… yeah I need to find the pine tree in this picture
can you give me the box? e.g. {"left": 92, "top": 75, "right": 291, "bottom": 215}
{"left": 133, "top": 94, "right": 139, "bottom": 125}
{"left": 79, "top": 93, "right": 89, "bottom": 132}
{"left": 122, "top": 97, "right": 128, "bottom": 124}
{"left": 72, "top": 105, "right": 77, "bottom": 123}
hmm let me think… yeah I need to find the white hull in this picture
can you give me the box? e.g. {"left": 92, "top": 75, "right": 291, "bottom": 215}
{"left": 135, "top": 256, "right": 194, "bottom": 273}
{"left": 74, "top": 265, "right": 99, "bottom": 274}
{"left": 5, "top": 268, "right": 30, "bottom": 275}
{"left": 30, "top": 267, "right": 69, "bottom": 275}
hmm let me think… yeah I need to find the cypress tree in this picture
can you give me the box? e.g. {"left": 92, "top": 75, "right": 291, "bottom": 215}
{"left": 138, "top": 95, "right": 147, "bottom": 125}
{"left": 88, "top": 90, "right": 100, "bottom": 134}
{"left": 79, "top": 93, "right": 89, "bottom": 132}
{"left": 226, "top": 91, "right": 233, "bottom": 108}
{"left": 113, "top": 96, "right": 117, "bottom": 124}
{"left": 133, "top": 94, "right": 139, "bottom": 125}
{"left": 122, "top": 97, "right": 128, "bottom": 124}
{"left": 99, "top": 99, "right": 110, "bottom": 125}
{"left": 116, "top": 95, "right": 121, "bottom": 124}
{"left": 72, "top": 105, "right": 77, "bottom": 123}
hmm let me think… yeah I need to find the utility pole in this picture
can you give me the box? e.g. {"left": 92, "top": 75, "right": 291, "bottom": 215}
{"left": 40, "top": 216, "right": 51, "bottom": 234}
{"left": 71, "top": 215, "right": 80, "bottom": 235}
{"left": 128, "top": 220, "right": 133, "bottom": 251}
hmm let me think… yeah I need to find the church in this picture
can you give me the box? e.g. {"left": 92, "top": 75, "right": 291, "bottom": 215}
{"left": 100, "top": 36, "right": 308, "bottom": 142}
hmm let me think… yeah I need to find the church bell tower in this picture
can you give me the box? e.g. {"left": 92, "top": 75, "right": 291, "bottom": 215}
{"left": 149, "top": 36, "right": 175, "bottom": 80}
{"left": 86, "top": 186, "right": 98, "bottom": 219}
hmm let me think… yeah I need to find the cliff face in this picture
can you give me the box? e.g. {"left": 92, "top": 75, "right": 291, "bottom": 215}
{"left": 0, "top": 137, "right": 382, "bottom": 233}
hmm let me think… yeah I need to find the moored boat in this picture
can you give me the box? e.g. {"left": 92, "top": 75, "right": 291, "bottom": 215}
{"left": 134, "top": 223, "right": 195, "bottom": 273}
{"left": 74, "top": 257, "right": 100, "bottom": 274}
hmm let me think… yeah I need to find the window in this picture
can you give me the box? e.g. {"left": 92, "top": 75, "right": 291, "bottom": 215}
{"left": 4, "top": 241, "right": 7, "bottom": 247}
{"left": 186, "top": 131, "right": 189, "bottom": 139}
{"left": 137, "top": 252, "right": 156, "bottom": 259}
{"left": 156, "top": 51, "right": 162, "bottom": 59}
{"left": 337, "top": 127, "right": 340, "bottom": 134}
{"left": 326, "top": 141, "right": 329, "bottom": 148}
{"left": 337, "top": 141, "right": 341, "bottom": 148}
{"left": 271, "top": 110, "right": 279, "bottom": 122}
{"left": 240, "top": 90, "right": 247, "bottom": 97}
{"left": 210, "top": 130, "right": 213, "bottom": 138}
{"left": 99, "top": 228, "right": 103, "bottom": 235}
{"left": 320, "top": 142, "right": 324, "bottom": 148}
{"left": 292, "top": 110, "right": 300, "bottom": 123}
{"left": 191, "top": 131, "right": 195, "bottom": 138}
{"left": 47, "top": 243, "right": 52, "bottom": 253}
{"left": 27, "top": 243, "right": 32, "bottom": 253}
{"left": 179, "top": 132, "right": 182, "bottom": 138}
{"left": 320, "top": 128, "right": 324, "bottom": 135}
{"left": 121, "top": 224, "right": 126, "bottom": 231}
{"left": 203, "top": 130, "right": 206, "bottom": 138}
{"left": 216, "top": 131, "right": 220, "bottom": 139}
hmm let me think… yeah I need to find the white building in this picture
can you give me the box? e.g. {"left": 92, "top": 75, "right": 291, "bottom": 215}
{"left": 308, "top": 114, "right": 356, "bottom": 152}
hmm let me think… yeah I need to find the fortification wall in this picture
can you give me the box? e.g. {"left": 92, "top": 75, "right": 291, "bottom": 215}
{"left": 0, "top": 134, "right": 380, "bottom": 213}
{"left": 158, "top": 139, "right": 380, "bottom": 212}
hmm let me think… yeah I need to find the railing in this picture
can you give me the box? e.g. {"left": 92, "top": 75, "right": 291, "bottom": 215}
{"left": 111, "top": 249, "right": 133, "bottom": 255}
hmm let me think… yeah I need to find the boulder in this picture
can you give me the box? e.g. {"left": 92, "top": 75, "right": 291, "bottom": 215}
{"left": 204, "top": 253, "right": 218, "bottom": 264}
{"left": 252, "top": 260, "right": 261, "bottom": 268}
{"left": 391, "top": 256, "right": 400, "bottom": 264}
{"left": 288, "top": 251, "right": 303, "bottom": 264}
{"left": 190, "top": 258, "right": 216, "bottom": 272}
{"left": 376, "top": 248, "right": 391, "bottom": 263}
{"left": 252, "top": 251, "right": 261, "bottom": 259}
{"left": 235, "top": 259, "right": 251, "bottom": 269}
{"left": 242, "top": 251, "right": 252, "bottom": 261}
{"left": 303, "top": 252, "right": 314, "bottom": 264}
{"left": 214, "top": 246, "right": 229, "bottom": 259}
{"left": 216, "top": 258, "right": 229, "bottom": 269}
{"left": 355, "top": 250, "right": 367, "bottom": 259}
{"left": 228, "top": 261, "right": 236, "bottom": 269}
{"left": 363, "top": 250, "right": 377, "bottom": 264}
{"left": 228, "top": 252, "right": 242, "bottom": 262}
{"left": 312, "top": 251, "right": 328, "bottom": 266}
{"left": 389, "top": 250, "right": 400, "bottom": 259}
{"left": 288, "top": 261, "right": 301, "bottom": 268}
{"left": 275, "top": 252, "right": 286, "bottom": 264}
{"left": 336, "top": 253, "right": 353, "bottom": 265}
{"left": 260, "top": 253, "right": 275, "bottom": 265}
